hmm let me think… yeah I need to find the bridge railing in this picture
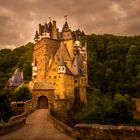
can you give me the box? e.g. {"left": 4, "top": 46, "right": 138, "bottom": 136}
{"left": 0, "top": 106, "right": 37, "bottom": 136}
{"left": 72, "top": 123, "right": 140, "bottom": 140}
{"left": 47, "top": 110, "right": 73, "bottom": 136}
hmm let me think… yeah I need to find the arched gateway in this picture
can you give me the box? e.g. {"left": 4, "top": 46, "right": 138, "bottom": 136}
{"left": 38, "top": 96, "right": 48, "bottom": 109}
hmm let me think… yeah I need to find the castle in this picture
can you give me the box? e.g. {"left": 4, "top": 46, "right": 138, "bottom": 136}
{"left": 30, "top": 19, "right": 88, "bottom": 118}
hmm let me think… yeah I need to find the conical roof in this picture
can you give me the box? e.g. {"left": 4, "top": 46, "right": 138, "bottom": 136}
{"left": 34, "top": 30, "right": 39, "bottom": 40}
{"left": 59, "top": 55, "right": 65, "bottom": 66}
{"left": 62, "top": 21, "right": 70, "bottom": 32}
{"left": 72, "top": 55, "right": 82, "bottom": 76}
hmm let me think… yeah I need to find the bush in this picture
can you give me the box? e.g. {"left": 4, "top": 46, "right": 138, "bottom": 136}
{"left": 14, "top": 83, "right": 32, "bottom": 101}
{"left": 0, "top": 89, "right": 14, "bottom": 122}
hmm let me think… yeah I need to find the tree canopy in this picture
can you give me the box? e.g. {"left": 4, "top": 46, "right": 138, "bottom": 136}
{"left": 14, "top": 83, "right": 32, "bottom": 101}
{"left": 0, "top": 42, "right": 33, "bottom": 90}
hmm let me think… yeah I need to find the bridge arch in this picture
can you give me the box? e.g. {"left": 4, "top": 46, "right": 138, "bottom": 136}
{"left": 38, "top": 96, "right": 48, "bottom": 109}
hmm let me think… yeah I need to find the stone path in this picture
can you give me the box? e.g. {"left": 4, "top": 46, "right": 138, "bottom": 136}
{"left": 0, "top": 109, "right": 74, "bottom": 140}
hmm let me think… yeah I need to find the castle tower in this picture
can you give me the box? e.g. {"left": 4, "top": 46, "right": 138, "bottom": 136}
{"left": 61, "top": 21, "right": 74, "bottom": 58}
{"left": 52, "top": 20, "right": 58, "bottom": 40}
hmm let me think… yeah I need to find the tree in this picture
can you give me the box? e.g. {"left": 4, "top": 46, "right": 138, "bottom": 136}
{"left": 14, "top": 83, "right": 32, "bottom": 101}
{"left": 110, "top": 93, "right": 133, "bottom": 124}
{"left": 0, "top": 89, "right": 14, "bottom": 122}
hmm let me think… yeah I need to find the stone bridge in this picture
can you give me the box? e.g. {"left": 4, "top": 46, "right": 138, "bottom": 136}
{"left": 0, "top": 109, "right": 74, "bottom": 140}
{"left": 1, "top": 108, "right": 140, "bottom": 140}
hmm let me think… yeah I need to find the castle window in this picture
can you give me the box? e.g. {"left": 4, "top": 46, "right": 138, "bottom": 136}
{"left": 59, "top": 76, "right": 60, "bottom": 78}
{"left": 55, "top": 62, "right": 57, "bottom": 65}
{"left": 54, "top": 76, "right": 56, "bottom": 79}
{"left": 75, "top": 80, "right": 77, "bottom": 83}
{"left": 85, "top": 78, "right": 86, "bottom": 81}
{"left": 53, "top": 68, "right": 55, "bottom": 71}
{"left": 81, "top": 78, "right": 83, "bottom": 83}
{"left": 54, "top": 82, "right": 55, "bottom": 85}
{"left": 49, "top": 76, "right": 51, "bottom": 78}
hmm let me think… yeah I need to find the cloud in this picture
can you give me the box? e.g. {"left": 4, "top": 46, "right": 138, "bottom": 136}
{"left": 0, "top": 0, "right": 139, "bottom": 49}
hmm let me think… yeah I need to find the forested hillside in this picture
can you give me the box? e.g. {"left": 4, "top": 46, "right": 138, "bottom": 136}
{"left": 0, "top": 35, "right": 140, "bottom": 124}
{"left": 0, "top": 42, "right": 33, "bottom": 91}
{"left": 83, "top": 34, "right": 140, "bottom": 97}
{"left": 1, "top": 35, "right": 140, "bottom": 97}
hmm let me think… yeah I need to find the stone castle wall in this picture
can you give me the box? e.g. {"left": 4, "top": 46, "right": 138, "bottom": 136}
{"left": 72, "top": 123, "right": 140, "bottom": 140}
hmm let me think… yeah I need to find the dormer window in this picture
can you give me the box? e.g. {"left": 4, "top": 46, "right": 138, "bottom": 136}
{"left": 58, "top": 66, "right": 66, "bottom": 73}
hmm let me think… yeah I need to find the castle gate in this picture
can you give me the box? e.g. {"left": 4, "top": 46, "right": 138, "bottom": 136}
{"left": 38, "top": 96, "right": 48, "bottom": 109}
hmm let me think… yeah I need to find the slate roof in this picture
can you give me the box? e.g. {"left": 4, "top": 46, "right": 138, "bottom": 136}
{"left": 62, "top": 21, "right": 70, "bottom": 32}
{"left": 6, "top": 68, "right": 23, "bottom": 87}
{"left": 34, "top": 30, "right": 39, "bottom": 40}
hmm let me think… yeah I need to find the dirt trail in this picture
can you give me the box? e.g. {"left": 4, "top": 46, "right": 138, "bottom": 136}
{"left": 0, "top": 109, "right": 73, "bottom": 140}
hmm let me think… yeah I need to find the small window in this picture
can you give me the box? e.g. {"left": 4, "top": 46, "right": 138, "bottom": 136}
{"left": 49, "top": 76, "right": 51, "bottom": 78}
{"left": 59, "top": 76, "right": 60, "bottom": 78}
{"left": 75, "top": 80, "right": 77, "bottom": 83}
{"left": 81, "top": 79, "right": 83, "bottom": 83}
{"left": 53, "top": 68, "right": 55, "bottom": 71}
{"left": 54, "top": 82, "right": 55, "bottom": 85}
{"left": 55, "top": 62, "right": 57, "bottom": 65}
{"left": 62, "top": 68, "right": 65, "bottom": 70}
{"left": 54, "top": 76, "right": 56, "bottom": 79}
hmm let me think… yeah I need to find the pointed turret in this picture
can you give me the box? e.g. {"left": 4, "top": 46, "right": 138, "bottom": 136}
{"left": 61, "top": 21, "right": 73, "bottom": 40}
{"left": 33, "top": 30, "right": 39, "bottom": 44}
{"left": 62, "top": 21, "right": 70, "bottom": 32}
{"left": 34, "top": 30, "right": 39, "bottom": 40}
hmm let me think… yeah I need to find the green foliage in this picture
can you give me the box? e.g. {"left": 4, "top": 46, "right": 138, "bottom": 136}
{"left": 83, "top": 34, "right": 140, "bottom": 96}
{"left": 14, "top": 83, "right": 32, "bottom": 101}
{"left": 74, "top": 91, "right": 134, "bottom": 125}
{"left": 110, "top": 93, "right": 133, "bottom": 124}
{"left": 0, "top": 89, "right": 14, "bottom": 122}
{"left": 0, "top": 42, "right": 33, "bottom": 90}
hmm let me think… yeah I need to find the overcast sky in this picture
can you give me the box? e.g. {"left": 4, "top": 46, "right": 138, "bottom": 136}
{"left": 0, "top": 0, "right": 140, "bottom": 49}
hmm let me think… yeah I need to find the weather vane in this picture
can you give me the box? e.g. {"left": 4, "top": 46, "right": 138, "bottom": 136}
{"left": 64, "top": 15, "right": 68, "bottom": 22}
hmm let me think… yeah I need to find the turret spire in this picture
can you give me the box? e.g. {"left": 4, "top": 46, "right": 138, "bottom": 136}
{"left": 34, "top": 30, "right": 39, "bottom": 40}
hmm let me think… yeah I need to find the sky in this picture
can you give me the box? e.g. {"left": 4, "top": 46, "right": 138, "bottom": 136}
{"left": 0, "top": 0, "right": 140, "bottom": 49}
